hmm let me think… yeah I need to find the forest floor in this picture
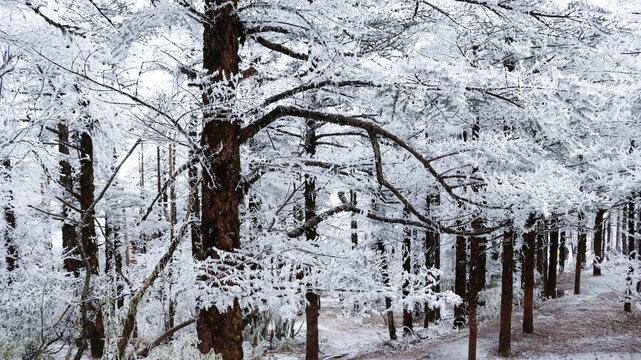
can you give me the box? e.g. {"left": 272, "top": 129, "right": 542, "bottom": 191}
{"left": 267, "top": 265, "right": 641, "bottom": 360}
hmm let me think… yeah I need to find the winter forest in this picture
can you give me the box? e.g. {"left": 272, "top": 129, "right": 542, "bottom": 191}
{"left": 2, "top": 0, "right": 641, "bottom": 359}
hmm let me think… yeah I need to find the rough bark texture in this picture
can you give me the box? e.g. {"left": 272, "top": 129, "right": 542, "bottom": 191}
{"left": 79, "top": 131, "right": 104, "bottom": 358}
{"left": 197, "top": 1, "right": 244, "bottom": 357}
{"left": 402, "top": 207, "right": 413, "bottom": 336}
{"left": 547, "top": 228, "right": 558, "bottom": 298}
{"left": 454, "top": 229, "right": 467, "bottom": 329}
{"left": 523, "top": 214, "right": 536, "bottom": 334}
{"left": 498, "top": 229, "right": 513, "bottom": 356}
{"left": 303, "top": 119, "right": 320, "bottom": 360}
{"left": 3, "top": 159, "right": 17, "bottom": 273}
{"left": 468, "top": 218, "right": 481, "bottom": 360}
{"left": 59, "top": 122, "right": 80, "bottom": 275}
{"left": 593, "top": 210, "right": 605, "bottom": 276}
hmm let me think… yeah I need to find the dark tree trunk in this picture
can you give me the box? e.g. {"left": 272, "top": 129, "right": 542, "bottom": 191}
{"left": 622, "top": 204, "right": 628, "bottom": 257}
{"left": 628, "top": 201, "right": 635, "bottom": 258}
{"left": 593, "top": 210, "right": 605, "bottom": 276}
{"left": 373, "top": 196, "right": 396, "bottom": 340}
{"left": 79, "top": 131, "right": 104, "bottom": 358}
{"left": 197, "top": 1, "right": 244, "bottom": 358}
{"left": 468, "top": 218, "right": 481, "bottom": 360}
{"left": 3, "top": 159, "right": 17, "bottom": 273}
{"left": 350, "top": 189, "right": 358, "bottom": 248}
{"left": 559, "top": 232, "right": 566, "bottom": 273}
{"left": 547, "top": 228, "right": 558, "bottom": 298}
{"left": 523, "top": 214, "right": 536, "bottom": 334}
{"left": 402, "top": 207, "right": 413, "bottom": 336}
{"left": 188, "top": 120, "right": 202, "bottom": 260}
{"left": 575, "top": 213, "right": 587, "bottom": 295}
{"left": 59, "top": 122, "right": 80, "bottom": 275}
{"left": 424, "top": 192, "right": 440, "bottom": 327}
{"left": 498, "top": 229, "right": 513, "bottom": 356}
{"left": 303, "top": 119, "right": 320, "bottom": 360}
{"left": 454, "top": 228, "right": 467, "bottom": 329}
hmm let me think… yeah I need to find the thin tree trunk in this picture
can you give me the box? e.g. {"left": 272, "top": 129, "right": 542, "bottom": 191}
{"left": 59, "top": 122, "right": 80, "bottom": 275}
{"left": 498, "top": 229, "right": 513, "bottom": 356}
{"left": 468, "top": 218, "right": 481, "bottom": 360}
{"left": 3, "top": 159, "right": 17, "bottom": 273}
{"left": 523, "top": 214, "right": 536, "bottom": 334}
{"left": 593, "top": 210, "right": 605, "bottom": 276}
{"left": 424, "top": 192, "right": 440, "bottom": 327}
{"left": 197, "top": 1, "right": 244, "bottom": 358}
{"left": 374, "top": 196, "right": 396, "bottom": 340}
{"left": 350, "top": 189, "right": 358, "bottom": 248}
{"left": 547, "top": 227, "right": 558, "bottom": 298}
{"left": 454, "top": 227, "right": 467, "bottom": 329}
{"left": 628, "top": 201, "right": 635, "bottom": 258}
{"left": 402, "top": 207, "right": 413, "bottom": 336}
{"left": 575, "top": 213, "right": 587, "bottom": 295}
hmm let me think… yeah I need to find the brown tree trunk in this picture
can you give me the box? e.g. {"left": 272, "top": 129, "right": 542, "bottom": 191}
{"left": 547, "top": 227, "right": 558, "bottom": 298}
{"left": 468, "top": 218, "right": 481, "bottom": 360}
{"left": 593, "top": 210, "right": 605, "bottom": 276}
{"left": 79, "top": 131, "right": 104, "bottom": 358}
{"left": 523, "top": 214, "right": 536, "bottom": 334}
{"left": 454, "top": 227, "right": 467, "bottom": 329}
{"left": 59, "top": 122, "right": 80, "bottom": 275}
{"left": 498, "top": 229, "right": 513, "bottom": 356}
{"left": 575, "top": 213, "right": 587, "bottom": 295}
{"left": 402, "top": 207, "right": 413, "bottom": 336}
{"left": 197, "top": 1, "right": 244, "bottom": 358}
{"left": 350, "top": 189, "right": 358, "bottom": 248}
{"left": 3, "top": 159, "right": 17, "bottom": 273}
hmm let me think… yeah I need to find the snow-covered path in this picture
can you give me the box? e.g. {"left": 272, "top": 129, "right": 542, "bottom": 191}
{"left": 354, "top": 268, "right": 641, "bottom": 360}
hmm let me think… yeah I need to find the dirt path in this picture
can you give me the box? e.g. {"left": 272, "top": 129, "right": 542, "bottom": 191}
{"left": 354, "top": 268, "right": 641, "bottom": 360}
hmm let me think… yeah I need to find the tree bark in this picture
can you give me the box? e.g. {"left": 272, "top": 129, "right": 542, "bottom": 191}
{"left": 498, "top": 229, "right": 513, "bottom": 356}
{"left": 3, "top": 158, "right": 17, "bottom": 273}
{"left": 454, "top": 227, "right": 467, "bottom": 329}
{"left": 536, "top": 233, "right": 544, "bottom": 286}
{"left": 350, "top": 189, "right": 358, "bottom": 248}
{"left": 196, "top": 1, "right": 244, "bottom": 358}
{"left": 424, "top": 192, "right": 440, "bottom": 327}
{"left": 59, "top": 122, "right": 80, "bottom": 275}
{"left": 628, "top": 201, "right": 635, "bottom": 258}
{"left": 468, "top": 218, "right": 481, "bottom": 360}
{"left": 523, "top": 214, "right": 536, "bottom": 334}
{"left": 547, "top": 227, "right": 558, "bottom": 298}
{"left": 575, "top": 213, "right": 587, "bottom": 295}
{"left": 79, "top": 130, "right": 104, "bottom": 358}
{"left": 402, "top": 207, "right": 413, "bottom": 336}
{"left": 593, "top": 210, "right": 605, "bottom": 276}
{"left": 304, "top": 118, "right": 320, "bottom": 360}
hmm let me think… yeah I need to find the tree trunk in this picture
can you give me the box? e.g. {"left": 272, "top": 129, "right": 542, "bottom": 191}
{"left": 373, "top": 196, "right": 396, "bottom": 340}
{"left": 454, "top": 228, "right": 467, "bottom": 329}
{"left": 523, "top": 214, "right": 536, "bottom": 334}
{"left": 3, "top": 159, "right": 17, "bottom": 273}
{"left": 628, "top": 201, "right": 635, "bottom": 258}
{"left": 350, "top": 189, "right": 358, "bottom": 248}
{"left": 547, "top": 228, "right": 558, "bottom": 298}
{"left": 402, "top": 207, "right": 413, "bottom": 336}
{"left": 303, "top": 118, "right": 320, "bottom": 360}
{"left": 79, "top": 130, "right": 104, "bottom": 358}
{"left": 424, "top": 192, "right": 440, "bottom": 327}
{"left": 197, "top": 1, "right": 244, "bottom": 357}
{"left": 575, "top": 213, "right": 587, "bottom": 295}
{"left": 468, "top": 218, "right": 481, "bottom": 360}
{"left": 593, "top": 210, "right": 605, "bottom": 276}
{"left": 59, "top": 122, "right": 80, "bottom": 275}
{"left": 498, "top": 229, "right": 513, "bottom": 356}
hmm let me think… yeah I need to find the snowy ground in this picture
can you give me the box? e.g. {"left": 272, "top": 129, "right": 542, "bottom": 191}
{"left": 265, "top": 266, "right": 641, "bottom": 360}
